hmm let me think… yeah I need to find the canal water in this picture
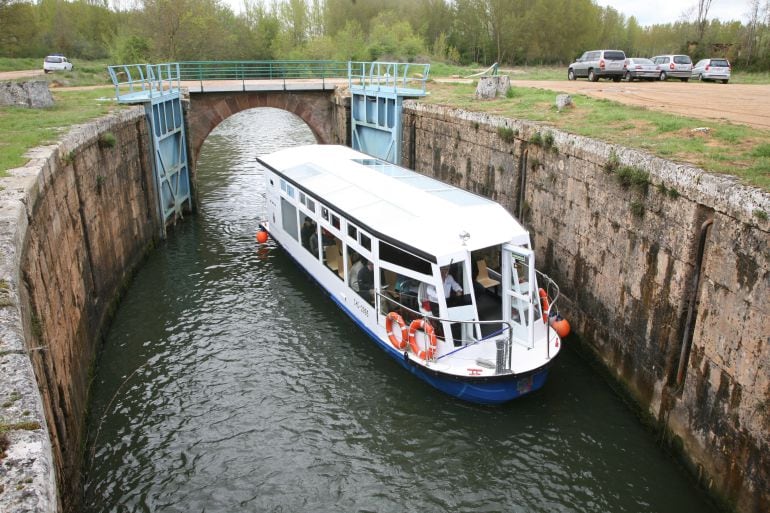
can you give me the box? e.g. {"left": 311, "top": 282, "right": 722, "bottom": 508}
{"left": 83, "top": 108, "right": 716, "bottom": 513}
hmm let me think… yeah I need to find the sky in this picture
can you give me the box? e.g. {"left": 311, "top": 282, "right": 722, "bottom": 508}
{"left": 595, "top": 0, "right": 755, "bottom": 26}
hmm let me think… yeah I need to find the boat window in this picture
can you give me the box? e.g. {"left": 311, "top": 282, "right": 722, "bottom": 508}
{"left": 348, "top": 248, "right": 365, "bottom": 292}
{"left": 280, "top": 198, "right": 299, "bottom": 242}
{"left": 379, "top": 241, "right": 431, "bottom": 275}
{"left": 300, "top": 214, "right": 319, "bottom": 259}
{"left": 280, "top": 180, "right": 287, "bottom": 193}
{"left": 286, "top": 184, "right": 295, "bottom": 198}
{"left": 510, "top": 252, "right": 534, "bottom": 327}
{"left": 321, "top": 206, "right": 329, "bottom": 222}
{"left": 360, "top": 233, "right": 371, "bottom": 251}
{"left": 322, "top": 231, "right": 344, "bottom": 282}
{"left": 348, "top": 224, "right": 357, "bottom": 240}
{"left": 306, "top": 198, "right": 315, "bottom": 212}
{"left": 331, "top": 214, "right": 340, "bottom": 230}
{"left": 356, "top": 257, "right": 374, "bottom": 306}
{"left": 379, "top": 271, "right": 424, "bottom": 325}
{"left": 299, "top": 192, "right": 306, "bottom": 204}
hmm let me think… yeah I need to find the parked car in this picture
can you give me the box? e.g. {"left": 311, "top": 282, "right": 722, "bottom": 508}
{"left": 691, "top": 58, "right": 731, "bottom": 84}
{"left": 43, "top": 54, "right": 73, "bottom": 73}
{"left": 622, "top": 58, "right": 661, "bottom": 81}
{"left": 651, "top": 54, "right": 692, "bottom": 81}
{"left": 568, "top": 50, "right": 627, "bottom": 82}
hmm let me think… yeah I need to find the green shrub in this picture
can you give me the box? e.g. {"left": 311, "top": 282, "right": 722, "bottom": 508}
{"left": 98, "top": 132, "right": 116, "bottom": 148}
{"left": 615, "top": 165, "right": 649, "bottom": 192}
{"left": 498, "top": 126, "right": 516, "bottom": 143}
{"left": 630, "top": 200, "right": 645, "bottom": 217}
{"left": 604, "top": 150, "right": 620, "bottom": 173}
{"left": 530, "top": 131, "right": 543, "bottom": 146}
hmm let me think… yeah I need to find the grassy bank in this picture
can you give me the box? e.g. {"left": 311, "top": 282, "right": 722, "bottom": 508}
{"left": 423, "top": 81, "right": 770, "bottom": 190}
{"left": 0, "top": 87, "right": 125, "bottom": 173}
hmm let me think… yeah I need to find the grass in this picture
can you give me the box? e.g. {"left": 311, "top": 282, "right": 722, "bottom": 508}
{"left": 423, "top": 81, "right": 770, "bottom": 190}
{"left": 0, "top": 57, "right": 113, "bottom": 87}
{"left": 0, "top": 57, "right": 41, "bottom": 72}
{"left": 0, "top": 87, "right": 124, "bottom": 173}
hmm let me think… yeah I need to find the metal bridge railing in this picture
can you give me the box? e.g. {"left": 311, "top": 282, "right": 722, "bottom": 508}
{"left": 107, "top": 63, "right": 181, "bottom": 103}
{"left": 177, "top": 60, "right": 349, "bottom": 81}
{"left": 348, "top": 61, "right": 430, "bottom": 96}
{"left": 177, "top": 60, "right": 349, "bottom": 91}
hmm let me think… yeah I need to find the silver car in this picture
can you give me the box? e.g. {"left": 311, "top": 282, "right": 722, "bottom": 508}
{"left": 651, "top": 54, "right": 692, "bottom": 81}
{"left": 568, "top": 49, "right": 627, "bottom": 82}
{"left": 692, "top": 58, "right": 731, "bottom": 84}
{"left": 623, "top": 58, "right": 661, "bottom": 81}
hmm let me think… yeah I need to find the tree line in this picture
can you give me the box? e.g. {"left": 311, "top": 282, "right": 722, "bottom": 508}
{"left": 1, "top": 0, "right": 769, "bottom": 70}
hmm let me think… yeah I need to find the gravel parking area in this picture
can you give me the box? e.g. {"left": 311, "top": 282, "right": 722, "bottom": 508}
{"left": 512, "top": 80, "right": 770, "bottom": 130}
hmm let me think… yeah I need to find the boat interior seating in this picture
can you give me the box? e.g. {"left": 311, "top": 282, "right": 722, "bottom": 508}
{"left": 476, "top": 259, "right": 500, "bottom": 291}
{"left": 325, "top": 245, "right": 339, "bottom": 272}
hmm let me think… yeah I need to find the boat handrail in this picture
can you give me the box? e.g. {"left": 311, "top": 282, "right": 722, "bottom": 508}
{"left": 375, "top": 291, "right": 517, "bottom": 372}
{"left": 535, "top": 270, "right": 560, "bottom": 316}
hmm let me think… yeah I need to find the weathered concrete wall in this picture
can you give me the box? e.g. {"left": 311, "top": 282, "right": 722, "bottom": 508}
{"left": 402, "top": 102, "right": 769, "bottom": 513}
{"left": 0, "top": 107, "right": 161, "bottom": 512}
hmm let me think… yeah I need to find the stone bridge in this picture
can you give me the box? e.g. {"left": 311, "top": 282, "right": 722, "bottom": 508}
{"left": 184, "top": 85, "right": 350, "bottom": 166}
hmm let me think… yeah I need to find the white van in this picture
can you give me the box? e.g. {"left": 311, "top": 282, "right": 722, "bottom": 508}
{"left": 43, "top": 55, "right": 73, "bottom": 73}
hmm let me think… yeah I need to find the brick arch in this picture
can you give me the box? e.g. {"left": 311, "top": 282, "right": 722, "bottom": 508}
{"left": 186, "top": 90, "right": 341, "bottom": 166}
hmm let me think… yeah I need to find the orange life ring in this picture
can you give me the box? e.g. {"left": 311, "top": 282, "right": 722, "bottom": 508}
{"left": 386, "top": 312, "right": 408, "bottom": 350}
{"left": 538, "top": 288, "right": 550, "bottom": 322}
{"left": 408, "top": 319, "right": 437, "bottom": 360}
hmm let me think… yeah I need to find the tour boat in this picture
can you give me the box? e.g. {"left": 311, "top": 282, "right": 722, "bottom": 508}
{"left": 257, "top": 145, "right": 564, "bottom": 404}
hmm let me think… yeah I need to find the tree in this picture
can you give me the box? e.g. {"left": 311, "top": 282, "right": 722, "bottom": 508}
{"left": 695, "top": 0, "right": 714, "bottom": 43}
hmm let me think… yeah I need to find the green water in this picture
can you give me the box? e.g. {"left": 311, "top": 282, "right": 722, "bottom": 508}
{"left": 82, "top": 108, "right": 716, "bottom": 513}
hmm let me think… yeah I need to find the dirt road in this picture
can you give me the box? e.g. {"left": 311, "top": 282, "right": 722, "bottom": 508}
{"left": 511, "top": 79, "right": 770, "bottom": 130}
{"left": 0, "top": 69, "right": 44, "bottom": 80}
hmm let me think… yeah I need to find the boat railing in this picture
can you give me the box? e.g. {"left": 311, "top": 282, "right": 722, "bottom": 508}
{"left": 536, "top": 270, "right": 560, "bottom": 318}
{"left": 536, "top": 270, "right": 560, "bottom": 360}
{"left": 376, "top": 292, "right": 516, "bottom": 375}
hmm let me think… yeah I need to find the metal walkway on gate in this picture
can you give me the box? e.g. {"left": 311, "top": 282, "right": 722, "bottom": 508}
{"left": 107, "top": 60, "right": 430, "bottom": 234}
{"left": 107, "top": 63, "right": 192, "bottom": 236}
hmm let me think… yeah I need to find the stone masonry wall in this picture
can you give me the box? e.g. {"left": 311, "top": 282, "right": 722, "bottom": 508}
{"left": 402, "top": 102, "right": 769, "bottom": 513}
{"left": 0, "top": 107, "right": 161, "bottom": 513}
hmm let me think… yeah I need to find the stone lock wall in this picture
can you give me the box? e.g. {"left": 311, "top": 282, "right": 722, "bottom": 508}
{"left": 0, "top": 107, "right": 162, "bottom": 512}
{"left": 402, "top": 102, "right": 769, "bottom": 513}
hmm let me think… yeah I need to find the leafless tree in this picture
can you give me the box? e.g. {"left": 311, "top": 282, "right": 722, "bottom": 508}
{"left": 695, "top": 0, "right": 714, "bottom": 43}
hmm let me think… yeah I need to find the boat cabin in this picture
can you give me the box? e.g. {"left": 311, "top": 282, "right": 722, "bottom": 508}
{"left": 259, "top": 145, "right": 555, "bottom": 363}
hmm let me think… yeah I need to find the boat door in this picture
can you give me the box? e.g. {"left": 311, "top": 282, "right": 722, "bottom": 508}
{"left": 501, "top": 244, "right": 536, "bottom": 348}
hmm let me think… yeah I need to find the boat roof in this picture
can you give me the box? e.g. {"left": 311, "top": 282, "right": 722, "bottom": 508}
{"left": 259, "top": 145, "right": 529, "bottom": 260}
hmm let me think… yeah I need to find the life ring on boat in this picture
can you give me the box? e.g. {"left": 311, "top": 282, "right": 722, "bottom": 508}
{"left": 408, "top": 319, "right": 437, "bottom": 360}
{"left": 538, "top": 288, "right": 550, "bottom": 322}
{"left": 386, "top": 312, "right": 408, "bottom": 350}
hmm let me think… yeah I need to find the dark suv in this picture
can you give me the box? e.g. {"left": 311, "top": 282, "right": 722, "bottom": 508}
{"left": 568, "top": 50, "right": 627, "bottom": 82}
